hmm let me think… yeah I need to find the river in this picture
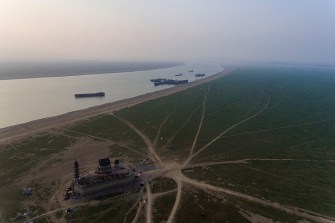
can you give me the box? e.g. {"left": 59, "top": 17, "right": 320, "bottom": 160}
{"left": 0, "top": 63, "right": 223, "bottom": 128}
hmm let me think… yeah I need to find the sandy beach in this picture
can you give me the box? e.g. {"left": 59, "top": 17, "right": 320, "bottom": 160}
{"left": 0, "top": 67, "right": 235, "bottom": 145}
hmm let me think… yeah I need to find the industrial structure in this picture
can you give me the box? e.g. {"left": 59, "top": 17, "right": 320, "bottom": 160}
{"left": 65, "top": 158, "right": 139, "bottom": 199}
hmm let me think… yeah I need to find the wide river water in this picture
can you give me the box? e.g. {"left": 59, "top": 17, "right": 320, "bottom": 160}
{"left": 0, "top": 63, "right": 223, "bottom": 129}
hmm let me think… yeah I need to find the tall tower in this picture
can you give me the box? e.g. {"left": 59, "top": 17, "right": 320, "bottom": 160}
{"left": 74, "top": 161, "right": 80, "bottom": 181}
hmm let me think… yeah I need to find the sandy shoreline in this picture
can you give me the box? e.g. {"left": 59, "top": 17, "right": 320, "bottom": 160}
{"left": 0, "top": 61, "right": 182, "bottom": 80}
{"left": 0, "top": 67, "right": 235, "bottom": 144}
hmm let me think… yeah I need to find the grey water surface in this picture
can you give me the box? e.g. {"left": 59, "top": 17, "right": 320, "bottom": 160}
{"left": 0, "top": 63, "right": 223, "bottom": 128}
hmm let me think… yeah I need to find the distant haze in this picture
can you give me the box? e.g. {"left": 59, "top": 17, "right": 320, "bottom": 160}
{"left": 1, "top": 0, "right": 335, "bottom": 64}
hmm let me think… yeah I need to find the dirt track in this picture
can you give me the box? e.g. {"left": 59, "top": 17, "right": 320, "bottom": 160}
{"left": 21, "top": 70, "right": 335, "bottom": 223}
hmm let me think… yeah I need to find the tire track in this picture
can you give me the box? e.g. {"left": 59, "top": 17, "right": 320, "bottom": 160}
{"left": 113, "top": 114, "right": 163, "bottom": 165}
{"left": 180, "top": 174, "right": 335, "bottom": 223}
{"left": 131, "top": 202, "right": 143, "bottom": 223}
{"left": 189, "top": 96, "right": 270, "bottom": 162}
{"left": 123, "top": 201, "right": 139, "bottom": 223}
{"left": 165, "top": 104, "right": 202, "bottom": 146}
{"left": 154, "top": 113, "right": 172, "bottom": 146}
{"left": 166, "top": 179, "right": 183, "bottom": 223}
{"left": 145, "top": 183, "right": 153, "bottom": 223}
{"left": 184, "top": 86, "right": 210, "bottom": 164}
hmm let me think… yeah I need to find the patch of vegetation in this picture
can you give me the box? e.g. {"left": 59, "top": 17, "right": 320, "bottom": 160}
{"left": 152, "top": 192, "right": 176, "bottom": 222}
{"left": 0, "top": 133, "right": 75, "bottom": 221}
{"left": 174, "top": 186, "right": 250, "bottom": 223}
{"left": 55, "top": 210, "right": 63, "bottom": 219}
{"left": 0, "top": 133, "right": 75, "bottom": 187}
{"left": 0, "top": 185, "right": 23, "bottom": 221}
{"left": 72, "top": 199, "right": 137, "bottom": 223}
{"left": 191, "top": 120, "right": 335, "bottom": 163}
{"left": 193, "top": 66, "right": 335, "bottom": 161}
{"left": 228, "top": 195, "right": 305, "bottom": 223}
{"left": 109, "top": 144, "right": 144, "bottom": 162}
{"left": 150, "top": 177, "right": 177, "bottom": 193}
{"left": 117, "top": 86, "right": 206, "bottom": 142}
{"left": 33, "top": 216, "right": 51, "bottom": 223}
{"left": 68, "top": 114, "right": 146, "bottom": 152}
{"left": 184, "top": 161, "right": 335, "bottom": 217}
{"left": 29, "top": 205, "right": 46, "bottom": 216}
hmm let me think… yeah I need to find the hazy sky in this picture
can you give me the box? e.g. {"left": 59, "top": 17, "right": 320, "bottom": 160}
{"left": 1, "top": 0, "right": 335, "bottom": 63}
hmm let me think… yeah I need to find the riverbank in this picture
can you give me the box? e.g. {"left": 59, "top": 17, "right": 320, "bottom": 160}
{"left": 0, "top": 61, "right": 183, "bottom": 80}
{"left": 0, "top": 67, "right": 235, "bottom": 144}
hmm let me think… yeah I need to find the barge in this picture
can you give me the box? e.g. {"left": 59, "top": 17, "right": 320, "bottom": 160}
{"left": 150, "top": 78, "right": 167, "bottom": 82}
{"left": 75, "top": 92, "right": 105, "bottom": 98}
{"left": 153, "top": 79, "right": 188, "bottom": 86}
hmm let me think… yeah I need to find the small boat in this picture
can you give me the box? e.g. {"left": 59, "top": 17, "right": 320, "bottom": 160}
{"left": 175, "top": 74, "right": 183, "bottom": 76}
{"left": 195, "top": 73, "right": 205, "bottom": 77}
{"left": 75, "top": 92, "right": 105, "bottom": 98}
{"left": 188, "top": 70, "right": 194, "bottom": 72}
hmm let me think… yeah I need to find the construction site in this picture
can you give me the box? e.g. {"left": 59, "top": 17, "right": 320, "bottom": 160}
{"left": 64, "top": 158, "right": 147, "bottom": 200}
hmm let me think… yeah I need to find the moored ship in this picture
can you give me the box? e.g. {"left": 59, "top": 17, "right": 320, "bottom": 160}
{"left": 75, "top": 92, "right": 105, "bottom": 98}
{"left": 153, "top": 79, "right": 188, "bottom": 86}
{"left": 150, "top": 78, "right": 167, "bottom": 83}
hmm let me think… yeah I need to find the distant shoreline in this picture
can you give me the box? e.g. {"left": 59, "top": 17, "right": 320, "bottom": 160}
{"left": 0, "top": 67, "right": 235, "bottom": 145}
{"left": 0, "top": 61, "right": 183, "bottom": 80}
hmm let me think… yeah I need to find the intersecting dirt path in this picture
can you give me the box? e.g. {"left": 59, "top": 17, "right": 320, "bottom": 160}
{"left": 21, "top": 69, "right": 335, "bottom": 223}
{"left": 113, "top": 114, "right": 163, "bottom": 166}
{"left": 154, "top": 113, "right": 173, "bottom": 146}
{"left": 184, "top": 86, "right": 209, "bottom": 164}
{"left": 180, "top": 174, "right": 335, "bottom": 223}
{"left": 189, "top": 96, "right": 270, "bottom": 162}
{"left": 113, "top": 90, "right": 334, "bottom": 223}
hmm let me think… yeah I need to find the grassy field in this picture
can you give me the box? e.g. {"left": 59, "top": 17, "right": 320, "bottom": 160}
{"left": 1, "top": 65, "right": 335, "bottom": 222}
{"left": 152, "top": 192, "right": 177, "bottom": 222}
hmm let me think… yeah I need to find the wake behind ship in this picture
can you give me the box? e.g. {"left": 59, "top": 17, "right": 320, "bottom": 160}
{"left": 75, "top": 92, "right": 105, "bottom": 98}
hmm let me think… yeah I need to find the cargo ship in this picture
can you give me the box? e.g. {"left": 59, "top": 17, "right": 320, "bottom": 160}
{"left": 150, "top": 78, "right": 167, "bottom": 83}
{"left": 75, "top": 92, "right": 105, "bottom": 98}
{"left": 153, "top": 79, "right": 188, "bottom": 86}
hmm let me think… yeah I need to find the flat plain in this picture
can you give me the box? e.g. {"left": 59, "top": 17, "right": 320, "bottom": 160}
{"left": 1, "top": 65, "right": 335, "bottom": 223}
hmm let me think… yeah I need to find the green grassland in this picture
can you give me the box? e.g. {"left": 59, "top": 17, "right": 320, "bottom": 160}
{"left": 1, "top": 65, "right": 335, "bottom": 222}
{"left": 152, "top": 192, "right": 177, "bottom": 222}
{"left": 67, "top": 114, "right": 147, "bottom": 151}
{"left": 0, "top": 133, "right": 76, "bottom": 187}
{"left": 71, "top": 199, "right": 137, "bottom": 223}
{"left": 0, "top": 133, "right": 76, "bottom": 221}
{"left": 174, "top": 186, "right": 251, "bottom": 223}
{"left": 150, "top": 177, "right": 177, "bottom": 193}
{"left": 183, "top": 161, "right": 335, "bottom": 217}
